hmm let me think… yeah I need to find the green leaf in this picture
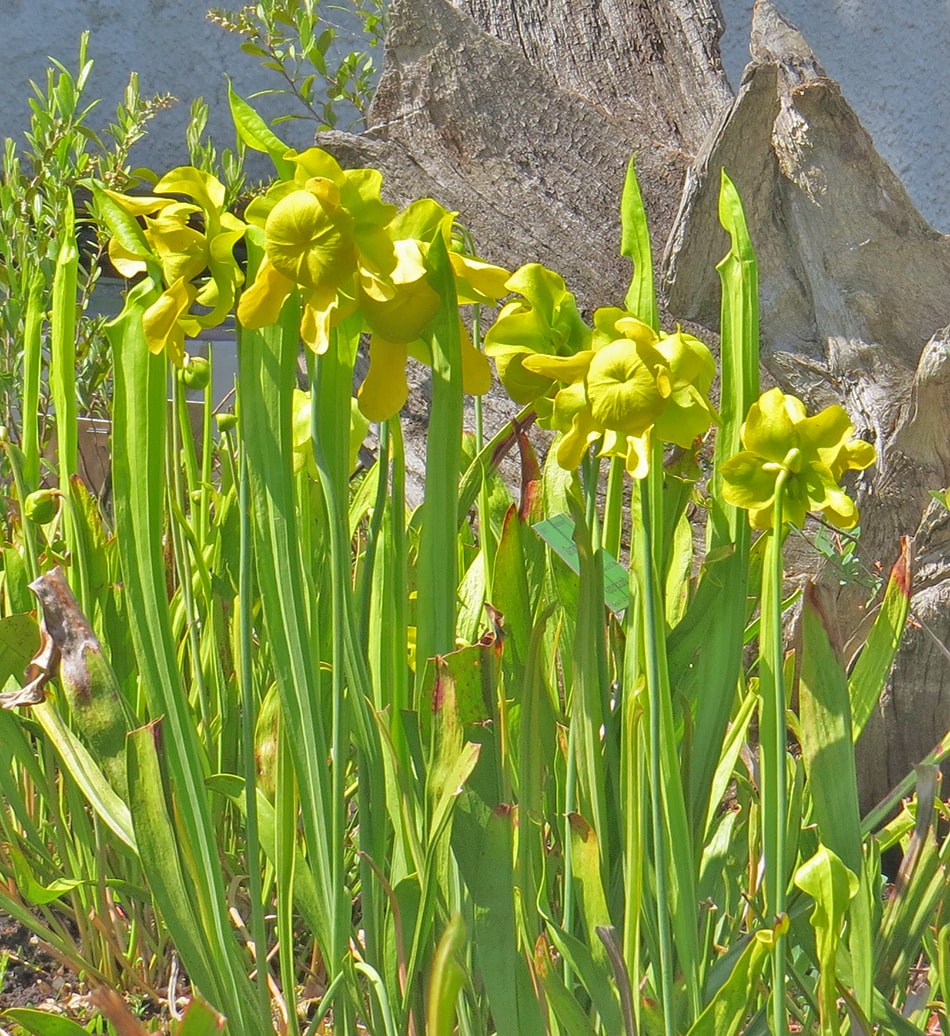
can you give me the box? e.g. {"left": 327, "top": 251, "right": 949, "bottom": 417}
{"left": 8, "top": 844, "right": 86, "bottom": 905}
{"left": 794, "top": 845, "right": 859, "bottom": 1036}
{"left": 0, "top": 613, "right": 39, "bottom": 684}
{"left": 799, "top": 581, "right": 863, "bottom": 874}
{"left": 173, "top": 998, "right": 227, "bottom": 1035}
{"left": 127, "top": 722, "right": 223, "bottom": 1011}
{"left": 849, "top": 537, "right": 911, "bottom": 739}
{"left": 620, "top": 154, "right": 658, "bottom": 331}
{"left": 684, "top": 925, "right": 776, "bottom": 1036}
{"left": 226, "top": 81, "right": 293, "bottom": 178}
{"left": 1, "top": 1008, "right": 92, "bottom": 1035}
{"left": 426, "top": 914, "right": 468, "bottom": 1036}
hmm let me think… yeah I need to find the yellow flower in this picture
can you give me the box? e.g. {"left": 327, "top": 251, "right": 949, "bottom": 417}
{"left": 102, "top": 167, "right": 246, "bottom": 364}
{"left": 238, "top": 177, "right": 360, "bottom": 353}
{"left": 720, "top": 387, "right": 875, "bottom": 529}
{"left": 237, "top": 153, "right": 509, "bottom": 420}
{"left": 237, "top": 148, "right": 398, "bottom": 353}
{"left": 521, "top": 309, "right": 717, "bottom": 477}
{"left": 483, "top": 263, "right": 592, "bottom": 404}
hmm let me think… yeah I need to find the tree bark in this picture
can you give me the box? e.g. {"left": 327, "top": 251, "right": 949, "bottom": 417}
{"left": 663, "top": 1, "right": 950, "bottom": 809}
{"left": 319, "top": 0, "right": 950, "bottom": 807}
{"left": 320, "top": 0, "right": 732, "bottom": 309}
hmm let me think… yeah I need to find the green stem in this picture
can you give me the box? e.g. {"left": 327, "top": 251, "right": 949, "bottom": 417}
{"left": 764, "top": 468, "right": 790, "bottom": 1035}
{"left": 237, "top": 405, "right": 271, "bottom": 1022}
{"left": 637, "top": 476, "right": 675, "bottom": 1036}
{"left": 3, "top": 437, "right": 40, "bottom": 582}
{"left": 310, "top": 351, "right": 354, "bottom": 1036}
{"left": 602, "top": 455, "right": 625, "bottom": 559}
{"left": 21, "top": 269, "right": 45, "bottom": 491}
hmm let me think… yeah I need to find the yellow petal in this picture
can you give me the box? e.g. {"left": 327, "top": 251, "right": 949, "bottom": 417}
{"left": 521, "top": 350, "right": 595, "bottom": 383}
{"left": 142, "top": 279, "right": 195, "bottom": 364}
{"left": 556, "top": 405, "right": 601, "bottom": 471}
{"left": 460, "top": 323, "right": 493, "bottom": 396}
{"left": 615, "top": 315, "right": 660, "bottom": 349}
{"left": 238, "top": 261, "right": 295, "bottom": 329}
{"left": 300, "top": 286, "right": 338, "bottom": 354}
{"left": 108, "top": 238, "right": 148, "bottom": 278}
{"left": 358, "top": 336, "right": 410, "bottom": 421}
{"left": 265, "top": 188, "right": 356, "bottom": 292}
{"left": 623, "top": 432, "right": 653, "bottom": 479}
{"left": 449, "top": 252, "right": 511, "bottom": 305}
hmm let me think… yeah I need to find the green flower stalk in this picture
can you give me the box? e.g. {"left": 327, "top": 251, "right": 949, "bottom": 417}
{"left": 720, "top": 387, "right": 873, "bottom": 1032}
{"left": 720, "top": 386, "right": 875, "bottom": 530}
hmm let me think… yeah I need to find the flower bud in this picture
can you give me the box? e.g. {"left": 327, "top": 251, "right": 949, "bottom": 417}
{"left": 24, "top": 489, "right": 59, "bottom": 525}
{"left": 215, "top": 411, "right": 238, "bottom": 432}
{"left": 179, "top": 355, "right": 211, "bottom": 390}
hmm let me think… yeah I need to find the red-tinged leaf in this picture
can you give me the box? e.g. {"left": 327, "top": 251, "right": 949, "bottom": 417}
{"left": 849, "top": 537, "right": 912, "bottom": 740}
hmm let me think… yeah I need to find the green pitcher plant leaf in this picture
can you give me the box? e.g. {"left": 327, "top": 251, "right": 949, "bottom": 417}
{"left": 794, "top": 845, "right": 860, "bottom": 1036}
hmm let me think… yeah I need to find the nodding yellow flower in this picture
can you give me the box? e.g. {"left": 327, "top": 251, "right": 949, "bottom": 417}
{"left": 103, "top": 167, "right": 246, "bottom": 364}
{"left": 720, "top": 387, "right": 876, "bottom": 530}
{"left": 238, "top": 176, "right": 363, "bottom": 354}
{"left": 236, "top": 153, "right": 508, "bottom": 420}
{"left": 483, "top": 263, "right": 592, "bottom": 404}
{"left": 355, "top": 235, "right": 500, "bottom": 421}
{"left": 510, "top": 304, "right": 718, "bottom": 477}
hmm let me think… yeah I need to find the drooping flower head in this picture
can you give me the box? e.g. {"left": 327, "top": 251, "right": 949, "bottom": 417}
{"left": 237, "top": 148, "right": 397, "bottom": 353}
{"left": 101, "top": 167, "right": 247, "bottom": 365}
{"left": 483, "top": 264, "right": 592, "bottom": 403}
{"left": 353, "top": 198, "right": 508, "bottom": 421}
{"left": 237, "top": 151, "right": 509, "bottom": 420}
{"left": 720, "top": 387, "right": 875, "bottom": 529}
{"left": 489, "top": 295, "right": 718, "bottom": 477}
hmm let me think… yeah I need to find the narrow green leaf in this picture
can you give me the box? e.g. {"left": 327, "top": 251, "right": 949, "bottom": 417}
{"left": 1, "top": 1008, "right": 91, "bottom": 1035}
{"left": 227, "top": 81, "right": 294, "bottom": 178}
{"left": 799, "top": 581, "right": 863, "bottom": 874}
{"left": 683, "top": 169, "right": 759, "bottom": 836}
{"left": 567, "top": 813, "right": 615, "bottom": 969}
{"left": 127, "top": 721, "right": 223, "bottom": 1013}
{"left": 452, "top": 736, "right": 546, "bottom": 1036}
{"left": 620, "top": 154, "right": 658, "bottom": 330}
{"left": 532, "top": 933, "right": 597, "bottom": 1034}
{"left": 33, "top": 700, "right": 135, "bottom": 848}
{"left": 684, "top": 925, "right": 775, "bottom": 1036}
{"left": 426, "top": 914, "right": 468, "bottom": 1036}
{"left": 20, "top": 269, "right": 44, "bottom": 490}
{"left": 849, "top": 537, "right": 911, "bottom": 739}
{"left": 50, "top": 192, "right": 79, "bottom": 564}
{"left": 415, "top": 232, "right": 463, "bottom": 683}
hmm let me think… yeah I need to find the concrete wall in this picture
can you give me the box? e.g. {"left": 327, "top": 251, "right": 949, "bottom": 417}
{"left": 719, "top": 0, "right": 950, "bottom": 232}
{"left": 1, "top": 2, "right": 947, "bottom": 230}
{"left": 0, "top": 1, "right": 367, "bottom": 183}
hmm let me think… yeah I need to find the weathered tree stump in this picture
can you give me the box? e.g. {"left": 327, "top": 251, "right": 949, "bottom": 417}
{"left": 320, "top": 0, "right": 950, "bottom": 808}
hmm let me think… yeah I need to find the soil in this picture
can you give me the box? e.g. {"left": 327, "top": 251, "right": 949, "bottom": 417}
{"left": 0, "top": 915, "right": 88, "bottom": 1016}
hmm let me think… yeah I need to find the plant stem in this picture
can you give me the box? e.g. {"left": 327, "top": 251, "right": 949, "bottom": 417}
{"left": 237, "top": 405, "right": 271, "bottom": 1023}
{"left": 637, "top": 475, "right": 675, "bottom": 1036}
{"left": 764, "top": 467, "right": 790, "bottom": 1035}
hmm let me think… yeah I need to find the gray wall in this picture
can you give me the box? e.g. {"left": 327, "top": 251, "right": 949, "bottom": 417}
{"left": 0, "top": 0, "right": 365, "bottom": 182}
{"left": 1, "top": 2, "right": 947, "bottom": 230}
{"left": 719, "top": 0, "right": 950, "bottom": 232}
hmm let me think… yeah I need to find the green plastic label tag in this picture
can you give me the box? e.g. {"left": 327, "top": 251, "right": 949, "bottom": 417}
{"left": 533, "top": 513, "right": 630, "bottom": 616}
